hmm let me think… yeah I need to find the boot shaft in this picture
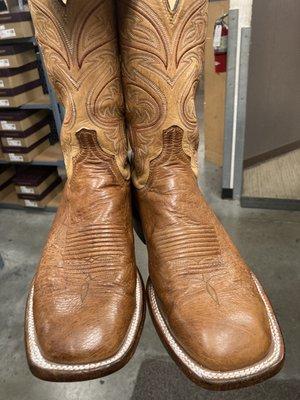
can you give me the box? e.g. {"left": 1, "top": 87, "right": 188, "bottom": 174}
{"left": 118, "top": 0, "right": 208, "bottom": 188}
{"left": 29, "top": 0, "right": 129, "bottom": 178}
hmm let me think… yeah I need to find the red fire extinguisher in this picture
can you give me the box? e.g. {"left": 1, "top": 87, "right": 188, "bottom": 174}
{"left": 213, "top": 14, "right": 228, "bottom": 73}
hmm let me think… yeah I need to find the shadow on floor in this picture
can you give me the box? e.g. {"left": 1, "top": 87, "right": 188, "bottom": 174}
{"left": 130, "top": 358, "right": 299, "bottom": 400}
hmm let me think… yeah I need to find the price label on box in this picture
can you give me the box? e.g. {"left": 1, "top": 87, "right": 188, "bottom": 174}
{"left": 20, "top": 186, "right": 35, "bottom": 194}
{"left": 0, "top": 99, "right": 10, "bottom": 106}
{"left": 6, "top": 138, "right": 21, "bottom": 147}
{"left": 1, "top": 121, "right": 17, "bottom": 130}
{"left": 24, "top": 200, "right": 38, "bottom": 208}
{"left": 0, "top": 59, "right": 9, "bottom": 67}
{"left": 0, "top": 80, "right": 4, "bottom": 88}
{"left": 0, "top": 29, "right": 16, "bottom": 39}
{"left": 8, "top": 153, "right": 24, "bottom": 162}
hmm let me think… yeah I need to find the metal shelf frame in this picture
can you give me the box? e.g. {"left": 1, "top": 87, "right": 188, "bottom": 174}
{"left": 0, "top": 200, "right": 58, "bottom": 212}
{"left": 0, "top": 158, "right": 64, "bottom": 167}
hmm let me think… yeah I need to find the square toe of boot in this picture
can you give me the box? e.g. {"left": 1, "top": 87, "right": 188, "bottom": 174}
{"left": 36, "top": 315, "right": 132, "bottom": 365}
{"left": 176, "top": 318, "right": 272, "bottom": 372}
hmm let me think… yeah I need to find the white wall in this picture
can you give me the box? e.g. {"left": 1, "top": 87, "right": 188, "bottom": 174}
{"left": 229, "top": 0, "right": 253, "bottom": 188}
{"left": 230, "top": 0, "right": 253, "bottom": 26}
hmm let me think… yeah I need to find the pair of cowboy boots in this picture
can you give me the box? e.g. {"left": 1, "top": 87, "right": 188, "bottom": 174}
{"left": 24, "top": 0, "right": 284, "bottom": 389}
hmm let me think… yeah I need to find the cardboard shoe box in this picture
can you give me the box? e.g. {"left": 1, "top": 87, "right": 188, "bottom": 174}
{"left": 13, "top": 166, "right": 58, "bottom": 196}
{"left": 19, "top": 180, "right": 62, "bottom": 208}
{"left": 0, "top": 179, "right": 14, "bottom": 200}
{"left": 2, "top": 134, "right": 50, "bottom": 162}
{"left": 1, "top": 123, "right": 50, "bottom": 148}
{"left": 0, "top": 11, "right": 34, "bottom": 39}
{"left": 0, "top": 79, "right": 44, "bottom": 107}
{"left": 0, "top": 164, "right": 14, "bottom": 185}
{"left": 0, "top": 45, "right": 43, "bottom": 106}
{"left": 0, "top": 165, "right": 15, "bottom": 200}
{"left": 0, "top": 109, "right": 48, "bottom": 131}
{"left": 0, "top": 61, "right": 40, "bottom": 89}
{"left": 0, "top": 44, "right": 36, "bottom": 68}
{"left": 0, "top": 116, "right": 51, "bottom": 147}
{"left": 13, "top": 166, "right": 62, "bottom": 208}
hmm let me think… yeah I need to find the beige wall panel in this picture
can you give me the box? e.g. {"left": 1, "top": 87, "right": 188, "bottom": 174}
{"left": 204, "top": 0, "right": 228, "bottom": 166}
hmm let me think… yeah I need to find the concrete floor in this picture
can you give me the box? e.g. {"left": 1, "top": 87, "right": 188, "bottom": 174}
{"left": 0, "top": 104, "right": 300, "bottom": 398}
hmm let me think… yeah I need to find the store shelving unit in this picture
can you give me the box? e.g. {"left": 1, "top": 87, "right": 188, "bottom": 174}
{"left": 0, "top": 12, "right": 64, "bottom": 211}
{"left": 0, "top": 189, "right": 61, "bottom": 211}
{"left": 0, "top": 142, "right": 64, "bottom": 167}
{"left": 20, "top": 94, "right": 51, "bottom": 109}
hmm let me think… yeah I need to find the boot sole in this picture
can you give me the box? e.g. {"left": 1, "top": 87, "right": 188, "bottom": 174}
{"left": 147, "top": 273, "right": 284, "bottom": 390}
{"left": 25, "top": 271, "right": 145, "bottom": 382}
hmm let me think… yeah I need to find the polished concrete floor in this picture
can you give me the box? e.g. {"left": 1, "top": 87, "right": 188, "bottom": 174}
{"left": 0, "top": 139, "right": 300, "bottom": 398}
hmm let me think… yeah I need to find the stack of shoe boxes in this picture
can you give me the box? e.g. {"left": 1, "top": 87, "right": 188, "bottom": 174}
{"left": 0, "top": 6, "right": 63, "bottom": 210}
{"left": 13, "top": 165, "right": 62, "bottom": 208}
{"left": 0, "top": 43, "right": 43, "bottom": 107}
{"left": 0, "top": 110, "right": 51, "bottom": 162}
{"left": 0, "top": 9, "right": 34, "bottom": 39}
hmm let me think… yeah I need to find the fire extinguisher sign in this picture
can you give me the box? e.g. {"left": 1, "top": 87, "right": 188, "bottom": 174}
{"left": 213, "top": 14, "right": 228, "bottom": 74}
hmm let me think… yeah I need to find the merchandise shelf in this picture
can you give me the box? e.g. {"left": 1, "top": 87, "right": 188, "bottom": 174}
{"left": 19, "top": 94, "right": 52, "bottom": 109}
{"left": 0, "top": 188, "right": 62, "bottom": 211}
{"left": 0, "top": 9, "right": 64, "bottom": 212}
{"left": 0, "top": 143, "right": 64, "bottom": 167}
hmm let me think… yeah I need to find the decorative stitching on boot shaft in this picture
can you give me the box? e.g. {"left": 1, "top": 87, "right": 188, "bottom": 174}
{"left": 29, "top": 0, "right": 129, "bottom": 179}
{"left": 118, "top": 0, "right": 208, "bottom": 187}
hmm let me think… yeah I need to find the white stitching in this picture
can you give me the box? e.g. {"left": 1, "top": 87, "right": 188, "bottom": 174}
{"left": 26, "top": 274, "right": 143, "bottom": 372}
{"left": 149, "top": 272, "right": 283, "bottom": 381}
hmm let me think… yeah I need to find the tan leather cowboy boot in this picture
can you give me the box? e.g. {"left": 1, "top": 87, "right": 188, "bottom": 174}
{"left": 24, "top": 0, "right": 145, "bottom": 381}
{"left": 118, "top": 0, "right": 284, "bottom": 389}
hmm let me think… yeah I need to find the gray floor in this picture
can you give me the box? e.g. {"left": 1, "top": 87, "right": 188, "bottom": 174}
{"left": 0, "top": 101, "right": 300, "bottom": 398}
